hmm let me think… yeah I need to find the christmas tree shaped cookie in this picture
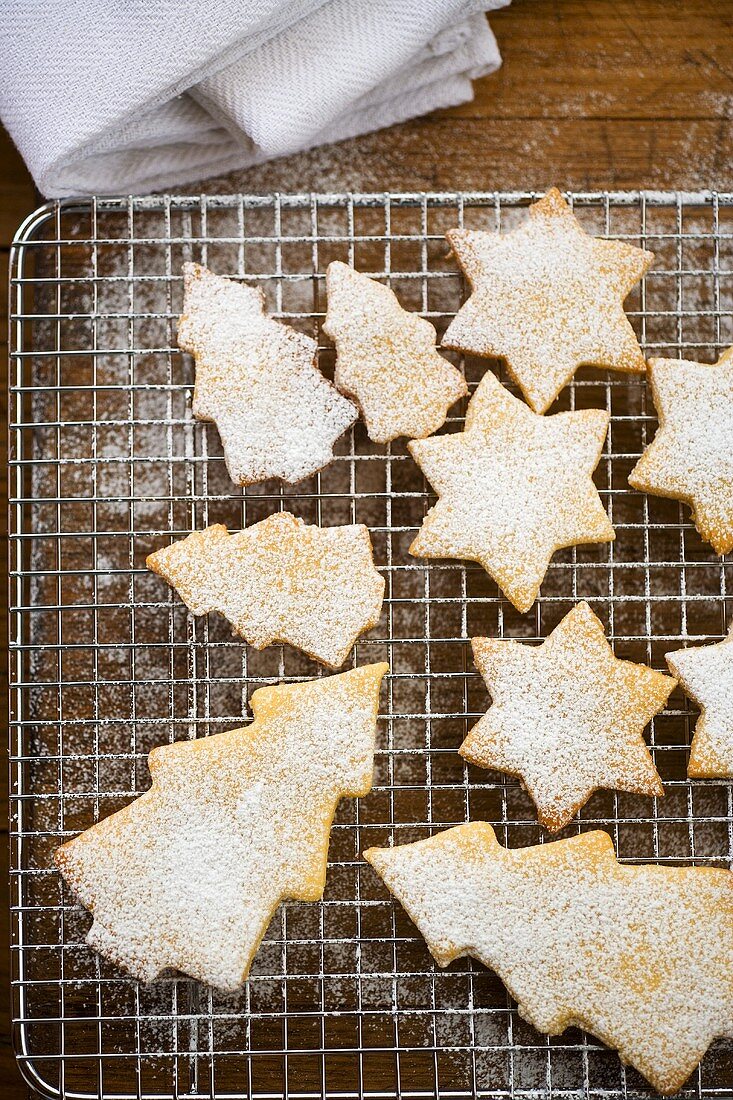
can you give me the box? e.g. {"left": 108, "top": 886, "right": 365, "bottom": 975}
{"left": 408, "top": 371, "right": 614, "bottom": 612}
{"left": 462, "top": 602, "right": 674, "bottom": 829}
{"left": 147, "top": 513, "right": 385, "bottom": 669}
{"left": 443, "top": 188, "right": 654, "bottom": 413}
{"left": 55, "top": 663, "right": 388, "bottom": 991}
{"left": 178, "top": 263, "right": 357, "bottom": 485}
{"left": 667, "top": 624, "right": 733, "bottom": 777}
{"left": 365, "top": 823, "right": 733, "bottom": 1095}
{"left": 629, "top": 347, "right": 733, "bottom": 553}
{"left": 323, "top": 261, "right": 467, "bottom": 442}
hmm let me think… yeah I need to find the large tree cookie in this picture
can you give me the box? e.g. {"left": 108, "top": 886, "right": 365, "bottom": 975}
{"left": 408, "top": 371, "right": 614, "bottom": 612}
{"left": 147, "top": 513, "right": 385, "bottom": 669}
{"left": 365, "top": 823, "right": 733, "bottom": 1095}
{"left": 443, "top": 188, "right": 654, "bottom": 413}
{"left": 628, "top": 347, "right": 733, "bottom": 553}
{"left": 178, "top": 263, "right": 357, "bottom": 485}
{"left": 323, "top": 261, "right": 467, "bottom": 443}
{"left": 461, "top": 601, "right": 674, "bottom": 829}
{"left": 55, "top": 663, "right": 388, "bottom": 991}
{"left": 666, "top": 624, "right": 733, "bottom": 777}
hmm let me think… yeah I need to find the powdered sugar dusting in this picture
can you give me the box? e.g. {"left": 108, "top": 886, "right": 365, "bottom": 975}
{"left": 666, "top": 622, "right": 733, "bottom": 777}
{"left": 55, "top": 663, "right": 388, "bottom": 991}
{"left": 629, "top": 347, "right": 733, "bottom": 554}
{"left": 147, "top": 513, "right": 385, "bottom": 669}
{"left": 443, "top": 188, "right": 654, "bottom": 413}
{"left": 323, "top": 261, "right": 467, "bottom": 443}
{"left": 461, "top": 601, "right": 674, "bottom": 830}
{"left": 178, "top": 263, "right": 357, "bottom": 484}
{"left": 408, "top": 371, "right": 614, "bottom": 612}
{"left": 365, "top": 823, "right": 733, "bottom": 1096}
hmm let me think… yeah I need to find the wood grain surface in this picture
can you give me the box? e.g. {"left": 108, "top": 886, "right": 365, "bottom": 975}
{"left": 1, "top": 0, "right": 732, "bottom": 1094}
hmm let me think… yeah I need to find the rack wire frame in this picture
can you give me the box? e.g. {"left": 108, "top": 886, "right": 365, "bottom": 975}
{"left": 7, "top": 190, "right": 733, "bottom": 1100}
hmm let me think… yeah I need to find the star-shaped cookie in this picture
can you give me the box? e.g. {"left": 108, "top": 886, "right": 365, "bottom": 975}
{"left": 408, "top": 371, "right": 614, "bottom": 612}
{"left": 147, "top": 513, "right": 385, "bottom": 669}
{"left": 628, "top": 347, "right": 733, "bottom": 553}
{"left": 323, "top": 261, "right": 467, "bottom": 442}
{"left": 666, "top": 624, "right": 733, "bottom": 777}
{"left": 443, "top": 188, "right": 654, "bottom": 413}
{"left": 178, "top": 263, "right": 357, "bottom": 485}
{"left": 365, "top": 824, "right": 733, "bottom": 1095}
{"left": 461, "top": 601, "right": 675, "bottom": 829}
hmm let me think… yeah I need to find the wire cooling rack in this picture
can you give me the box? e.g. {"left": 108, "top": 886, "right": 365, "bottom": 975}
{"left": 8, "top": 191, "right": 733, "bottom": 1100}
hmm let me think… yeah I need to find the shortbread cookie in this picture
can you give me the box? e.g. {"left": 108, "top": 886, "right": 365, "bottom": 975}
{"left": 462, "top": 602, "right": 674, "bottom": 829}
{"left": 323, "top": 261, "right": 467, "bottom": 443}
{"left": 628, "top": 347, "right": 733, "bottom": 553}
{"left": 666, "top": 624, "right": 733, "bottom": 777}
{"left": 55, "top": 663, "right": 388, "bottom": 991}
{"left": 408, "top": 371, "right": 614, "bottom": 612}
{"left": 365, "top": 823, "right": 733, "bottom": 1095}
{"left": 443, "top": 188, "right": 654, "bottom": 413}
{"left": 147, "top": 513, "right": 385, "bottom": 669}
{"left": 178, "top": 263, "right": 357, "bottom": 485}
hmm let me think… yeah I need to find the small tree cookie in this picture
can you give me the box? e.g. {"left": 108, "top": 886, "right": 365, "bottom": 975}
{"left": 443, "top": 188, "right": 653, "bottom": 413}
{"left": 324, "top": 261, "right": 467, "bottom": 442}
{"left": 462, "top": 601, "right": 674, "bottom": 829}
{"left": 56, "top": 663, "right": 388, "bottom": 991}
{"left": 178, "top": 263, "right": 357, "bottom": 485}
{"left": 147, "top": 513, "right": 385, "bottom": 669}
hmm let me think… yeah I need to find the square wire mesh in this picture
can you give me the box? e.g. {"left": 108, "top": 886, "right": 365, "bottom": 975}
{"left": 8, "top": 190, "right": 733, "bottom": 1100}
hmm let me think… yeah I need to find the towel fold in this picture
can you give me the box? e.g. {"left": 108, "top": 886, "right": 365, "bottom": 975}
{"left": 0, "top": 0, "right": 508, "bottom": 197}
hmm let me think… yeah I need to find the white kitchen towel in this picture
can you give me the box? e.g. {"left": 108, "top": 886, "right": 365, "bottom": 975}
{"left": 0, "top": 0, "right": 508, "bottom": 197}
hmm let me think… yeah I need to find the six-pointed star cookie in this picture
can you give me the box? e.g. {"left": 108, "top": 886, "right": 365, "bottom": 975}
{"left": 666, "top": 624, "right": 733, "bottom": 777}
{"left": 443, "top": 188, "right": 654, "bottom": 414}
{"left": 628, "top": 347, "right": 733, "bottom": 553}
{"left": 324, "top": 261, "right": 467, "bottom": 443}
{"left": 408, "top": 371, "right": 614, "bottom": 612}
{"left": 461, "top": 602, "right": 675, "bottom": 830}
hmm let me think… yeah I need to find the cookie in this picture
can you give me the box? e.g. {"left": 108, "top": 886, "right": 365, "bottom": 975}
{"left": 666, "top": 624, "right": 733, "bottom": 777}
{"left": 408, "top": 371, "right": 614, "bottom": 612}
{"left": 178, "top": 263, "right": 357, "bottom": 485}
{"left": 461, "top": 601, "right": 674, "bottom": 830}
{"left": 55, "top": 663, "right": 388, "bottom": 991}
{"left": 628, "top": 347, "right": 733, "bottom": 553}
{"left": 323, "top": 261, "right": 467, "bottom": 443}
{"left": 364, "top": 823, "right": 733, "bottom": 1095}
{"left": 147, "top": 513, "right": 385, "bottom": 669}
{"left": 443, "top": 188, "right": 654, "bottom": 413}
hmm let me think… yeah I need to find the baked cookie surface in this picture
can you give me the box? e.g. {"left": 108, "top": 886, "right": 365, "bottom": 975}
{"left": 147, "top": 513, "right": 385, "bottom": 669}
{"left": 443, "top": 188, "right": 653, "bottom": 413}
{"left": 365, "top": 823, "right": 733, "bottom": 1096}
{"left": 324, "top": 261, "right": 467, "bottom": 443}
{"left": 666, "top": 624, "right": 733, "bottom": 777}
{"left": 408, "top": 371, "right": 614, "bottom": 612}
{"left": 629, "top": 347, "right": 733, "bottom": 553}
{"left": 178, "top": 262, "right": 357, "bottom": 485}
{"left": 461, "top": 601, "right": 674, "bottom": 829}
{"left": 55, "top": 664, "right": 388, "bottom": 991}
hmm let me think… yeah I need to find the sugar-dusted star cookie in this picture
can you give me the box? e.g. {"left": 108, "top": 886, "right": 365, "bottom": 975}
{"left": 147, "top": 513, "right": 385, "bottom": 669}
{"left": 178, "top": 263, "right": 357, "bottom": 485}
{"left": 461, "top": 601, "right": 674, "bottom": 829}
{"left": 443, "top": 188, "right": 654, "bottom": 413}
{"left": 666, "top": 624, "right": 733, "bottom": 777}
{"left": 55, "top": 663, "right": 388, "bottom": 991}
{"left": 628, "top": 347, "right": 733, "bottom": 554}
{"left": 323, "top": 261, "right": 467, "bottom": 443}
{"left": 365, "top": 823, "right": 733, "bottom": 1095}
{"left": 408, "top": 371, "right": 614, "bottom": 612}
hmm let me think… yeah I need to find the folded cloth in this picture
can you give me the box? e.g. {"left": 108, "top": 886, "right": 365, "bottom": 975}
{"left": 0, "top": 0, "right": 508, "bottom": 197}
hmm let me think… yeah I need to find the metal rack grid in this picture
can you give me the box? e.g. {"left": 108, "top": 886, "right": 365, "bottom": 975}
{"left": 8, "top": 190, "right": 733, "bottom": 1100}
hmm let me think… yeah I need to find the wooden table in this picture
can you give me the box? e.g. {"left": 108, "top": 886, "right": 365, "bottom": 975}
{"left": 1, "top": 1, "right": 731, "bottom": 1094}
